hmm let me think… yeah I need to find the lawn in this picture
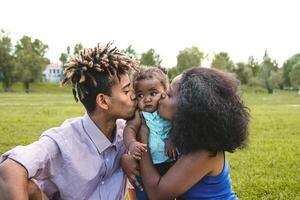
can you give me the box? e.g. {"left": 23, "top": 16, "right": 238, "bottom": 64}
{"left": 0, "top": 86, "right": 299, "bottom": 199}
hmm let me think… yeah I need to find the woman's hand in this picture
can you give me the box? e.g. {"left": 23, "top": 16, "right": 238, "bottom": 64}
{"left": 165, "top": 138, "right": 177, "bottom": 160}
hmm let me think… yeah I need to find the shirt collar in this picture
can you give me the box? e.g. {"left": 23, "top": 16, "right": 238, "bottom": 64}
{"left": 82, "top": 113, "right": 120, "bottom": 154}
{"left": 144, "top": 111, "right": 159, "bottom": 120}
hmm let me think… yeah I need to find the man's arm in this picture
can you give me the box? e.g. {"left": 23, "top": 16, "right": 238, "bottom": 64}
{"left": 0, "top": 135, "right": 60, "bottom": 200}
{"left": 0, "top": 159, "right": 29, "bottom": 200}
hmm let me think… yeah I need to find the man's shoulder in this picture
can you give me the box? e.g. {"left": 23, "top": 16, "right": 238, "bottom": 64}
{"left": 41, "top": 116, "right": 83, "bottom": 140}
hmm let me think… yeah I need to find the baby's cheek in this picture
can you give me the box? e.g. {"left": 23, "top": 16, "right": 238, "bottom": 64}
{"left": 138, "top": 101, "right": 144, "bottom": 109}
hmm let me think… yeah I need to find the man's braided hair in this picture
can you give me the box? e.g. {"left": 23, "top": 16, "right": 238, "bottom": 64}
{"left": 61, "top": 42, "right": 139, "bottom": 113}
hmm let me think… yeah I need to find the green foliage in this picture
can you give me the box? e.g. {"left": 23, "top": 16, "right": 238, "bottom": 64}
{"left": 269, "top": 69, "right": 283, "bottom": 89}
{"left": 211, "top": 52, "right": 235, "bottom": 72}
{"left": 122, "top": 45, "right": 138, "bottom": 59}
{"left": 74, "top": 43, "right": 83, "bottom": 56}
{"left": 140, "top": 48, "right": 162, "bottom": 66}
{"left": 282, "top": 53, "right": 300, "bottom": 87}
{"left": 257, "top": 50, "right": 279, "bottom": 93}
{"left": 234, "top": 62, "right": 252, "bottom": 84}
{"left": 59, "top": 53, "right": 68, "bottom": 66}
{"left": 289, "top": 64, "right": 300, "bottom": 88}
{"left": 167, "top": 66, "right": 180, "bottom": 81}
{"left": 176, "top": 46, "right": 204, "bottom": 72}
{"left": 13, "top": 36, "right": 49, "bottom": 92}
{"left": 168, "top": 46, "right": 205, "bottom": 80}
{"left": 0, "top": 30, "right": 14, "bottom": 91}
{"left": 0, "top": 91, "right": 299, "bottom": 199}
{"left": 247, "top": 56, "right": 260, "bottom": 77}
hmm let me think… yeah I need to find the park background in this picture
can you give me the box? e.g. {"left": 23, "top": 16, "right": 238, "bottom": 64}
{"left": 0, "top": 0, "right": 300, "bottom": 199}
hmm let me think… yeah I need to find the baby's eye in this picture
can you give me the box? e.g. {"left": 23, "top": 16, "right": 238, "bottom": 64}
{"left": 137, "top": 94, "right": 144, "bottom": 99}
{"left": 150, "top": 92, "right": 157, "bottom": 96}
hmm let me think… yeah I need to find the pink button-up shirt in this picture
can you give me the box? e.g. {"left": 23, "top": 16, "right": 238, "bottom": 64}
{"left": 0, "top": 114, "right": 127, "bottom": 200}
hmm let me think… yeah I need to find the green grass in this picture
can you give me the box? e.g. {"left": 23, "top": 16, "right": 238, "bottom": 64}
{"left": 0, "top": 82, "right": 72, "bottom": 93}
{"left": 0, "top": 88, "right": 299, "bottom": 199}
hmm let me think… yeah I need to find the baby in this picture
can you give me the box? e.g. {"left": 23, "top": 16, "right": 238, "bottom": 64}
{"left": 124, "top": 66, "right": 177, "bottom": 199}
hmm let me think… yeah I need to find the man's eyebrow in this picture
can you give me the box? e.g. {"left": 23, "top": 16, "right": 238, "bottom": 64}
{"left": 122, "top": 83, "right": 131, "bottom": 89}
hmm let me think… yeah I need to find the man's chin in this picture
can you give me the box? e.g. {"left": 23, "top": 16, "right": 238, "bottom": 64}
{"left": 124, "top": 110, "right": 136, "bottom": 120}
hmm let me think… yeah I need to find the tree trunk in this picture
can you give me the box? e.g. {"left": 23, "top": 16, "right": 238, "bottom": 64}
{"left": 24, "top": 81, "right": 30, "bottom": 93}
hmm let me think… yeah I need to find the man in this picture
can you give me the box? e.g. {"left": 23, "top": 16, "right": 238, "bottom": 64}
{"left": 0, "top": 43, "right": 138, "bottom": 200}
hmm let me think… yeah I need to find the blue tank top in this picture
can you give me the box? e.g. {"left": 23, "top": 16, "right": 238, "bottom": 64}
{"left": 179, "top": 159, "right": 238, "bottom": 200}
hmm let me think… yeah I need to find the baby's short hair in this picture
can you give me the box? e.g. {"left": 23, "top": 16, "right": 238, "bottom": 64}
{"left": 132, "top": 66, "right": 169, "bottom": 90}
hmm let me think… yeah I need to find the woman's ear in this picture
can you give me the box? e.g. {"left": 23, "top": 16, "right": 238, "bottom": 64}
{"left": 96, "top": 93, "right": 110, "bottom": 110}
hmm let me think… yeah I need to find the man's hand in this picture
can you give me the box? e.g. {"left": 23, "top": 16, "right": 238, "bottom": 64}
{"left": 129, "top": 141, "right": 147, "bottom": 160}
{"left": 165, "top": 139, "right": 177, "bottom": 160}
{"left": 120, "top": 154, "right": 143, "bottom": 191}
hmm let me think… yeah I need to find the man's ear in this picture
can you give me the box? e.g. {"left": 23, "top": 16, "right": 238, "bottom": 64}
{"left": 96, "top": 93, "right": 110, "bottom": 110}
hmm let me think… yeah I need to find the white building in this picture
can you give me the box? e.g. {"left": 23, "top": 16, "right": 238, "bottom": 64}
{"left": 42, "top": 63, "right": 63, "bottom": 82}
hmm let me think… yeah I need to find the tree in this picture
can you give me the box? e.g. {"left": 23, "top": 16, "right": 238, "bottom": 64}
{"left": 176, "top": 46, "right": 204, "bottom": 72}
{"left": 282, "top": 53, "right": 300, "bottom": 87}
{"left": 74, "top": 43, "right": 83, "bottom": 56}
{"left": 211, "top": 52, "right": 234, "bottom": 72}
{"left": 59, "top": 53, "right": 68, "bottom": 67}
{"left": 140, "top": 48, "right": 162, "bottom": 66}
{"left": 269, "top": 70, "right": 283, "bottom": 89}
{"left": 257, "top": 50, "right": 279, "bottom": 93}
{"left": 234, "top": 62, "right": 252, "bottom": 84}
{"left": 167, "top": 66, "right": 180, "bottom": 81}
{"left": 0, "top": 30, "right": 14, "bottom": 91}
{"left": 122, "top": 45, "right": 138, "bottom": 59}
{"left": 59, "top": 46, "right": 71, "bottom": 68}
{"left": 247, "top": 56, "right": 260, "bottom": 77}
{"left": 289, "top": 64, "right": 300, "bottom": 89}
{"left": 167, "top": 46, "right": 205, "bottom": 80}
{"left": 14, "top": 36, "right": 49, "bottom": 92}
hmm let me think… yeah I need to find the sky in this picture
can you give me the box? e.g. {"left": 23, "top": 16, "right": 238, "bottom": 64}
{"left": 1, "top": 0, "right": 300, "bottom": 68}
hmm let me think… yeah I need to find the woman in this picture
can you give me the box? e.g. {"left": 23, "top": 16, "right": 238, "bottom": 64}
{"left": 123, "top": 67, "right": 249, "bottom": 200}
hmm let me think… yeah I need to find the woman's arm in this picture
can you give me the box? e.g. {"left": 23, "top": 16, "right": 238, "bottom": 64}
{"left": 139, "top": 124, "right": 218, "bottom": 200}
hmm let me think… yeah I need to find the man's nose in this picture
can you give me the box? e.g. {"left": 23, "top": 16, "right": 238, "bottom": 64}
{"left": 130, "top": 92, "right": 136, "bottom": 101}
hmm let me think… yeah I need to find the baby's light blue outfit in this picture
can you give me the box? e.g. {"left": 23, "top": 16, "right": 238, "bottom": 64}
{"left": 142, "top": 111, "right": 172, "bottom": 164}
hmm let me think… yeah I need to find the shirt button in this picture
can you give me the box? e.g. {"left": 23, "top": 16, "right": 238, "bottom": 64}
{"left": 106, "top": 158, "right": 109, "bottom": 162}
{"left": 101, "top": 181, "right": 105, "bottom": 185}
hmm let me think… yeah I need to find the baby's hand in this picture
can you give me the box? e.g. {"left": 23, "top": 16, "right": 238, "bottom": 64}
{"left": 165, "top": 139, "right": 177, "bottom": 160}
{"left": 129, "top": 141, "right": 147, "bottom": 160}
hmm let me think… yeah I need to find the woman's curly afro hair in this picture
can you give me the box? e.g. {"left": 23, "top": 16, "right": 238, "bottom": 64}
{"left": 172, "top": 67, "right": 249, "bottom": 155}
